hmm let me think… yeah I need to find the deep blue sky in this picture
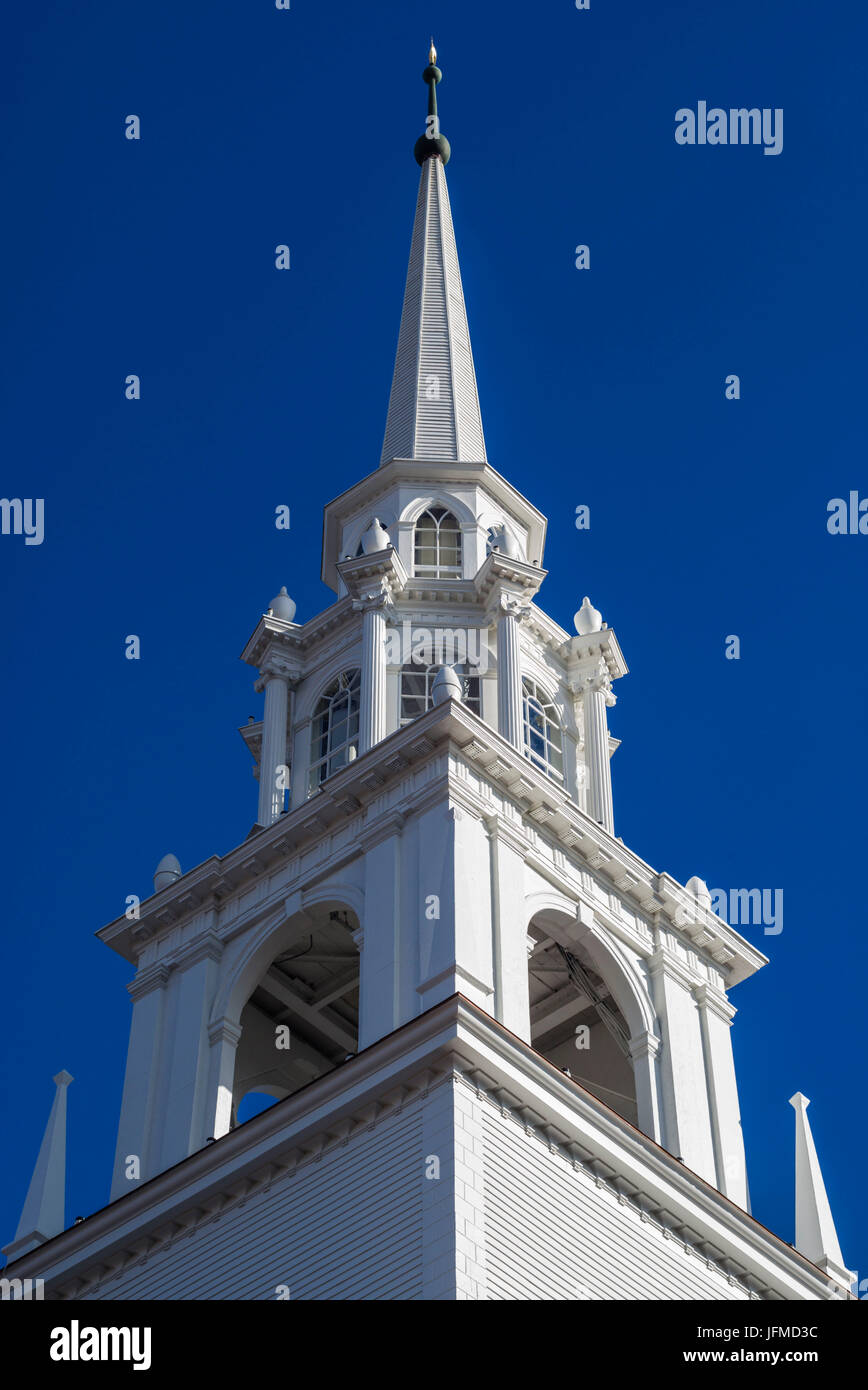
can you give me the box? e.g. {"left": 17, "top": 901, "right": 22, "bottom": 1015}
{"left": 2, "top": 0, "right": 865, "bottom": 1291}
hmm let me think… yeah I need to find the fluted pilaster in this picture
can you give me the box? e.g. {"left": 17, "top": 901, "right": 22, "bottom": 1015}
{"left": 258, "top": 671, "right": 289, "bottom": 826}
{"left": 357, "top": 594, "right": 390, "bottom": 753}
{"left": 582, "top": 671, "right": 615, "bottom": 832}
{"left": 496, "top": 598, "right": 526, "bottom": 748}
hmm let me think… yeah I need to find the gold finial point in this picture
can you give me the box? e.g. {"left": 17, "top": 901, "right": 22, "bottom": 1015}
{"left": 429, "top": 38, "right": 437, "bottom": 65}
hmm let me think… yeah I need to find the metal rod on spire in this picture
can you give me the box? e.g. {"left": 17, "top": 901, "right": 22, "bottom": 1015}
{"left": 415, "top": 39, "right": 450, "bottom": 166}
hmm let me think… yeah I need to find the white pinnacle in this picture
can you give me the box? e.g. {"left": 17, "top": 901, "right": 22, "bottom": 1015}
{"left": 2, "top": 1071, "right": 73, "bottom": 1262}
{"left": 789, "top": 1092, "right": 852, "bottom": 1290}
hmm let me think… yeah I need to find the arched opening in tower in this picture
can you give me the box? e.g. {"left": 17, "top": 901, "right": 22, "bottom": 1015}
{"left": 527, "top": 918, "right": 638, "bottom": 1128}
{"left": 230, "top": 908, "right": 360, "bottom": 1126}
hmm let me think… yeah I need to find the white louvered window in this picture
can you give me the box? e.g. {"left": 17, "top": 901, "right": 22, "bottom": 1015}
{"left": 400, "top": 663, "right": 481, "bottom": 725}
{"left": 309, "top": 670, "right": 361, "bottom": 792}
{"left": 522, "top": 677, "right": 564, "bottom": 783}
{"left": 413, "top": 506, "right": 462, "bottom": 578}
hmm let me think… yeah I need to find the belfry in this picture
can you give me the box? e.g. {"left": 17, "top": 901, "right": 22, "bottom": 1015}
{"left": 3, "top": 47, "right": 852, "bottom": 1301}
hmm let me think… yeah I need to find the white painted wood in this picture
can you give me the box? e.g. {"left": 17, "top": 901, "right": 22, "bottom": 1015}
{"left": 481, "top": 1101, "right": 748, "bottom": 1301}
{"left": 7, "top": 1002, "right": 844, "bottom": 1302}
{"left": 2, "top": 1072, "right": 72, "bottom": 1261}
{"left": 381, "top": 158, "right": 487, "bottom": 466}
{"left": 649, "top": 948, "right": 718, "bottom": 1185}
{"left": 109, "top": 973, "right": 167, "bottom": 1201}
{"left": 90, "top": 1103, "right": 428, "bottom": 1301}
{"left": 359, "top": 601, "right": 388, "bottom": 753}
{"left": 496, "top": 603, "right": 523, "bottom": 748}
{"left": 257, "top": 673, "right": 288, "bottom": 825}
{"left": 790, "top": 1093, "right": 853, "bottom": 1289}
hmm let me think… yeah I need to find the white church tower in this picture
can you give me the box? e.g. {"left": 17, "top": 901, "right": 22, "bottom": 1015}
{"left": 3, "top": 46, "right": 852, "bottom": 1302}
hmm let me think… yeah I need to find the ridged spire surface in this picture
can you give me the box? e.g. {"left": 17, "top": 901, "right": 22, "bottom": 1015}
{"left": 380, "top": 48, "right": 487, "bottom": 466}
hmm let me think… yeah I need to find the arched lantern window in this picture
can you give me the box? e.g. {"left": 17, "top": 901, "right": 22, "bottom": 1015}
{"left": 413, "top": 506, "right": 462, "bottom": 578}
{"left": 522, "top": 677, "right": 564, "bottom": 783}
{"left": 309, "top": 670, "right": 361, "bottom": 792}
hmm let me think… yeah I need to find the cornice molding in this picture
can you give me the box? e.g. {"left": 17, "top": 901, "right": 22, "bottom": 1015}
{"left": 437, "top": 710, "right": 765, "bottom": 987}
{"left": 647, "top": 945, "right": 699, "bottom": 994}
{"left": 692, "top": 981, "right": 737, "bottom": 1024}
{"left": 127, "top": 963, "right": 170, "bottom": 1001}
{"left": 356, "top": 810, "right": 407, "bottom": 855}
{"left": 240, "top": 597, "right": 356, "bottom": 672}
{"left": 172, "top": 931, "right": 224, "bottom": 972}
{"left": 561, "top": 627, "right": 629, "bottom": 684}
{"left": 254, "top": 652, "right": 304, "bottom": 691}
{"left": 97, "top": 703, "right": 765, "bottom": 988}
{"left": 475, "top": 551, "right": 545, "bottom": 616}
{"left": 482, "top": 810, "right": 532, "bottom": 861}
{"left": 207, "top": 1018, "right": 243, "bottom": 1048}
{"left": 338, "top": 547, "right": 408, "bottom": 605}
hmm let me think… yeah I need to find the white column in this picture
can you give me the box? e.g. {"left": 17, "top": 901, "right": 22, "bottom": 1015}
{"left": 109, "top": 963, "right": 168, "bottom": 1200}
{"left": 290, "top": 716, "right": 311, "bottom": 808}
{"left": 629, "top": 1032, "right": 664, "bottom": 1145}
{"left": 158, "top": 936, "right": 223, "bottom": 1170}
{"left": 459, "top": 520, "right": 483, "bottom": 578}
{"left": 486, "top": 816, "right": 531, "bottom": 1041}
{"left": 205, "top": 1018, "right": 244, "bottom": 1142}
{"left": 497, "top": 599, "right": 524, "bottom": 747}
{"left": 358, "top": 822, "right": 401, "bottom": 1049}
{"left": 416, "top": 805, "right": 495, "bottom": 1015}
{"left": 358, "top": 596, "right": 388, "bottom": 753}
{"left": 257, "top": 671, "right": 289, "bottom": 826}
{"left": 582, "top": 671, "right": 615, "bottom": 832}
{"left": 648, "top": 947, "right": 718, "bottom": 1185}
{"left": 694, "top": 982, "right": 749, "bottom": 1208}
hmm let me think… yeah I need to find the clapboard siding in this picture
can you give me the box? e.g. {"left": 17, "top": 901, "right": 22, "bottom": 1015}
{"left": 38, "top": 1054, "right": 818, "bottom": 1302}
{"left": 85, "top": 1101, "right": 426, "bottom": 1301}
{"left": 480, "top": 1100, "right": 748, "bottom": 1301}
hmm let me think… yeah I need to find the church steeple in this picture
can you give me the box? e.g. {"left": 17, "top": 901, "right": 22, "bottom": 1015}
{"left": 1, "top": 42, "right": 854, "bottom": 1312}
{"left": 380, "top": 43, "right": 487, "bottom": 467}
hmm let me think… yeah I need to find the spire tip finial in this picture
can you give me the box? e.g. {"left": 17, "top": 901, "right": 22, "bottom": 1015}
{"left": 415, "top": 38, "right": 450, "bottom": 166}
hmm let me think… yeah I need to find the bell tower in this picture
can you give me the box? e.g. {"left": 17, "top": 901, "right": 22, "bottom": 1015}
{"left": 3, "top": 44, "right": 851, "bottom": 1303}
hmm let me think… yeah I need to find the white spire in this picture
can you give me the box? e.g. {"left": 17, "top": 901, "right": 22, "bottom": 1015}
{"left": 2, "top": 1071, "right": 73, "bottom": 1262}
{"left": 380, "top": 155, "right": 487, "bottom": 466}
{"left": 789, "top": 1092, "right": 852, "bottom": 1290}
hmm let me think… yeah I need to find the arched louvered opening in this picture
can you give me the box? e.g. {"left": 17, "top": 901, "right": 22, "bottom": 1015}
{"left": 309, "top": 670, "right": 361, "bottom": 793}
{"left": 231, "top": 908, "right": 360, "bottom": 1127}
{"left": 413, "top": 506, "right": 462, "bottom": 578}
{"left": 527, "top": 912, "right": 638, "bottom": 1128}
{"left": 522, "top": 677, "right": 564, "bottom": 784}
